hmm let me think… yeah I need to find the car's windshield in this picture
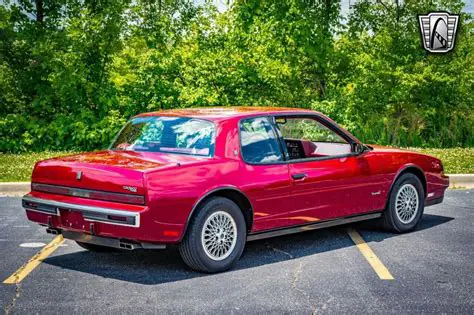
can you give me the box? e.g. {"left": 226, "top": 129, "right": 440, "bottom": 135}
{"left": 110, "top": 116, "right": 215, "bottom": 157}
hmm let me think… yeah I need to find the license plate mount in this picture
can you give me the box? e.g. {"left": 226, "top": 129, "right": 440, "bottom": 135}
{"left": 60, "top": 209, "right": 87, "bottom": 230}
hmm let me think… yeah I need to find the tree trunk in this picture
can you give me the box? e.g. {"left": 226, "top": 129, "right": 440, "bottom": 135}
{"left": 35, "top": 0, "right": 44, "bottom": 24}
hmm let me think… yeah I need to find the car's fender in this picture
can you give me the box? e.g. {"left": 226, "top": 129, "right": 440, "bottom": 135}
{"left": 180, "top": 185, "right": 254, "bottom": 241}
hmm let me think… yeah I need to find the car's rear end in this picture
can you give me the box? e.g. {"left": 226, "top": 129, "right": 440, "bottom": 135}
{"left": 22, "top": 150, "right": 170, "bottom": 250}
{"left": 22, "top": 115, "right": 217, "bottom": 251}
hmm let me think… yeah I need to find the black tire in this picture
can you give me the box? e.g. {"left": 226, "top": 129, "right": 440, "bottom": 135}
{"left": 381, "top": 173, "right": 425, "bottom": 233}
{"left": 76, "top": 241, "right": 118, "bottom": 252}
{"left": 179, "top": 197, "right": 246, "bottom": 273}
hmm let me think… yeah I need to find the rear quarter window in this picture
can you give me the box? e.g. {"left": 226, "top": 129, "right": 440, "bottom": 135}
{"left": 239, "top": 117, "right": 283, "bottom": 164}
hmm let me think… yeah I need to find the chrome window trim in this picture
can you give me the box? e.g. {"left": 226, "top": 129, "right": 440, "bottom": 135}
{"left": 237, "top": 113, "right": 361, "bottom": 166}
{"left": 22, "top": 195, "right": 140, "bottom": 228}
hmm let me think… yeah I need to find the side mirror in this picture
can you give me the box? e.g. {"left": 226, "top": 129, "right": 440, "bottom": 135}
{"left": 353, "top": 143, "right": 366, "bottom": 155}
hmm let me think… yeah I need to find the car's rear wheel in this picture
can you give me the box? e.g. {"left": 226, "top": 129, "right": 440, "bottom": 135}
{"left": 75, "top": 241, "right": 117, "bottom": 252}
{"left": 179, "top": 197, "right": 246, "bottom": 273}
{"left": 381, "top": 173, "right": 425, "bottom": 233}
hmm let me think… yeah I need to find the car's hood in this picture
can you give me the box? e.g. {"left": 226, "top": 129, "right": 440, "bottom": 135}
{"left": 366, "top": 144, "right": 442, "bottom": 162}
{"left": 367, "top": 145, "right": 410, "bottom": 153}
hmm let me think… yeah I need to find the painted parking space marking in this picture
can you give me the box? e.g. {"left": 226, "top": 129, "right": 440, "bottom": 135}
{"left": 19, "top": 242, "right": 46, "bottom": 248}
{"left": 3, "top": 235, "right": 64, "bottom": 284}
{"left": 347, "top": 228, "right": 394, "bottom": 280}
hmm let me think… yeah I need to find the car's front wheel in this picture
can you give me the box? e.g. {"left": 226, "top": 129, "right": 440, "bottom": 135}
{"left": 381, "top": 173, "right": 425, "bottom": 233}
{"left": 179, "top": 197, "right": 246, "bottom": 273}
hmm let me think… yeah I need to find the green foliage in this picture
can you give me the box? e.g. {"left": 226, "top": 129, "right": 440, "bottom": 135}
{"left": 333, "top": 0, "right": 474, "bottom": 148}
{"left": 278, "top": 118, "right": 346, "bottom": 143}
{"left": 0, "top": 151, "right": 76, "bottom": 182}
{"left": 0, "top": 0, "right": 472, "bottom": 153}
{"left": 409, "top": 148, "right": 474, "bottom": 174}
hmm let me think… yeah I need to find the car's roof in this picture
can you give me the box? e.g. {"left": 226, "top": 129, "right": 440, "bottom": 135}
{"left": 134, "top": 106, "right": 317, "bottom": 121}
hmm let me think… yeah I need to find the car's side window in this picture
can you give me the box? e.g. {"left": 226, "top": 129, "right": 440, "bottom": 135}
{"left": 275, "top": 117, "right": 352, "bottom": 160}
{"left": 240, "top": 117, "right": 284, "bottom": 164}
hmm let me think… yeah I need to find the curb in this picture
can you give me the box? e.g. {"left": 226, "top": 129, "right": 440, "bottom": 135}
{"left": 1, "top": 175, "right": 473, "bottom": 196}
{"left": 448, "top": 174, "right": 474, "bottom": 189}
{"left": 0, "top": 182, "right": 30, "bottom": 195}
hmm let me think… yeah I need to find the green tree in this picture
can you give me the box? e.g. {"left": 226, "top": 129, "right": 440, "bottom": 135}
{"left": 0, "top": 0, "right": 472, "bottom": 152}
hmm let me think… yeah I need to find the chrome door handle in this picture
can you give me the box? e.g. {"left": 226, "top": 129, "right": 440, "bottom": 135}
{"left": 292, "top": 173, "right": 307, "bottom": 180}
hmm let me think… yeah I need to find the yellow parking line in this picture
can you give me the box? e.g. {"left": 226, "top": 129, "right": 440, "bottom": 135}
{"left": 3, "top": 235, "right": 64, "bottom": 284}
{"left": 347, "top": 228, "right": 394, "bottom": 280}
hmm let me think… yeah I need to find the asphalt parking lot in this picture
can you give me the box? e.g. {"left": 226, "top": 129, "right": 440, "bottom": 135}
{"left": 1, "top": 190, "right": 473, "bottom": 314}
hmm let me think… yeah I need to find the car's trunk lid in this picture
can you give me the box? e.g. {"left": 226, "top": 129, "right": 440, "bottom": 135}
{"left": 32, "top": 150, "right": 177, "bottom": 196}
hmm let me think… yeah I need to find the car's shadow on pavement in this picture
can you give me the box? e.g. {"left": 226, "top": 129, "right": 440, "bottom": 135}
{"left": 44, "top": 214, "right": 453, "bottom": 285}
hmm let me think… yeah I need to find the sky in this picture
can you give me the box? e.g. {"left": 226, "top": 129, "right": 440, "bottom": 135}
{"left": 464, "top": 0, "right": 474, "bottom": 13}
{"left": 207, "top": 0, "right": 474, "bottom": 14}
{"left": 1, "top": 0, "right": 472, "bottom": 16}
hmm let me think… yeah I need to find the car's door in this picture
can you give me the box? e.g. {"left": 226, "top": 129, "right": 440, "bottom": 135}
{"left": 238, "top": 116, "right": 292, "bottom": 231}
{"left": 273, "top": 115, "right": 387, "bottom": 226}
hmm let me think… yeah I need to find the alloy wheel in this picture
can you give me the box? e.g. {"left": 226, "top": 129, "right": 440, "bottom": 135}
{"left": 395, "top": 184, "right": 419, "bottom": 224}
{"left": 201, "top": 211, "right": 237, "bottom": 261}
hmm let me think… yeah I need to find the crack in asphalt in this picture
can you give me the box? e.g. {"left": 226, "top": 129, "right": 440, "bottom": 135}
{"left": 291, "top": 262, "right": 334, "bottom": 314}
{"left": 292, "top": 262, "right": 317, "bottom": 314}
{"left": 291, "top": 262, "right": 303, "bottom": 292}
{"left": 264, "top": 243, "right": 320, "bottom": 312}
{"left": 266, "top": 244, "right": 294, "bottom": 259}
{"left": 4, "top": 282, "right": 21, "bottom": 315}
{"left": 313, "top": 296, "right": 335, "bottom": 314}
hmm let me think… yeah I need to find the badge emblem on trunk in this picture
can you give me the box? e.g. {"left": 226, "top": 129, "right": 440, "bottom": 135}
{"left": 76, "top": 171, "right": 82, "bottom": 180}
{"left": 123, "top": 186, "right": 137, "bottom": 193}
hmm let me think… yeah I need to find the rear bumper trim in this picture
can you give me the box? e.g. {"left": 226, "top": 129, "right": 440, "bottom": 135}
{"left": 22, "top": 195, "right": 140, "bottom": 227}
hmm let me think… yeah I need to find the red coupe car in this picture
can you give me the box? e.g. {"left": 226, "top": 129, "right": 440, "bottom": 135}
{"left": 22, "top": 107, "right": 449, "bottom": 272}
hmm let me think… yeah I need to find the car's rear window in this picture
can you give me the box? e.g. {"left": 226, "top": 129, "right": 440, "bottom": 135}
{"left": 111, "top": 116, "right": 215, "bottom": 157}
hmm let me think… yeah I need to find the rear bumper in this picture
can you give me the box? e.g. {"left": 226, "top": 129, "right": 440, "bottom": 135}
{"left": 22, "top": 192, "right": 185, "bottom": 244}
{"left": 23, "top": 195, "right": 140, "bottom": 227}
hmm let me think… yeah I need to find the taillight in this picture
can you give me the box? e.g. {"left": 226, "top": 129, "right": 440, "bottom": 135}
{"left": 32, "top": 183, "right": 145, "bottom": 205}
